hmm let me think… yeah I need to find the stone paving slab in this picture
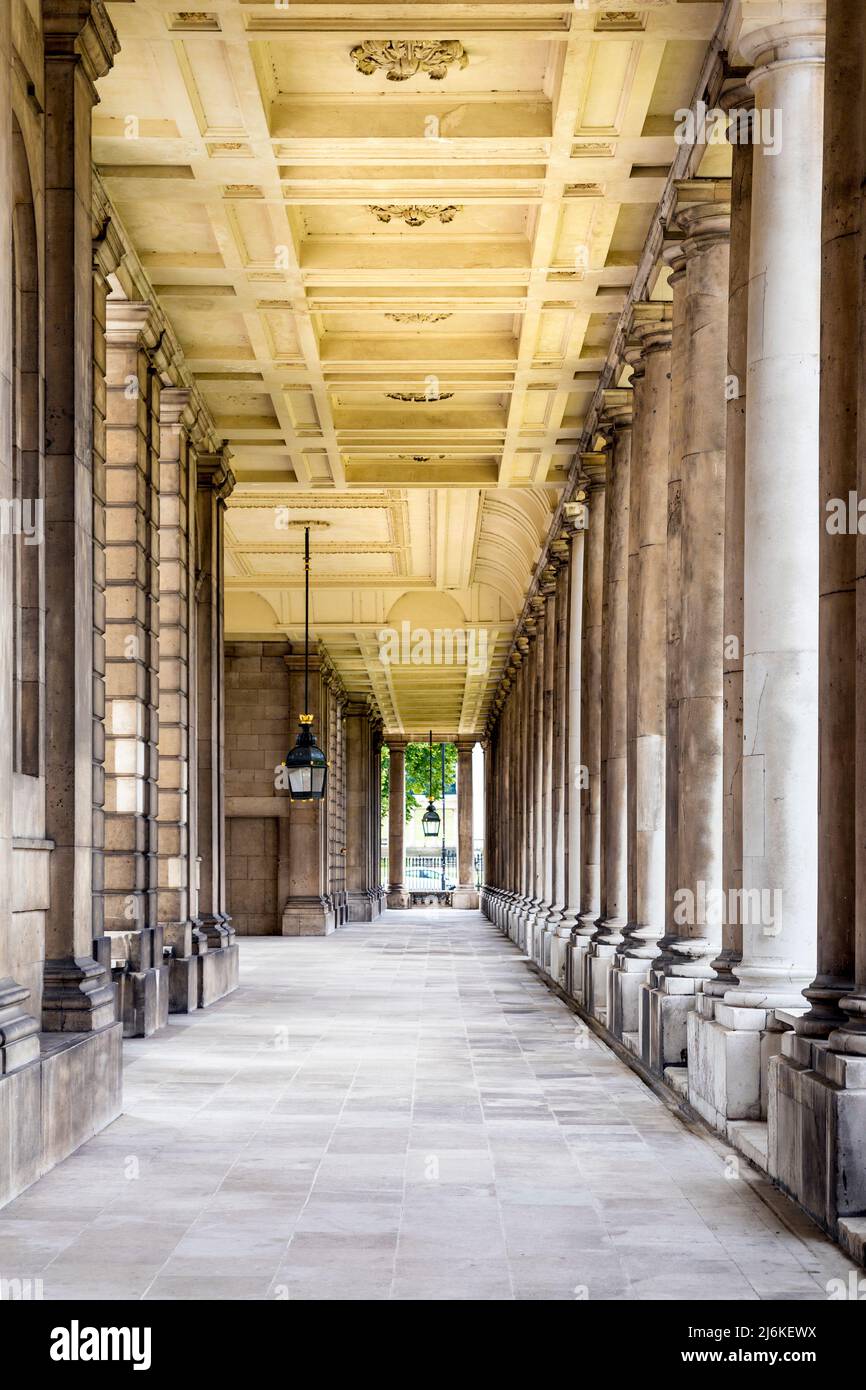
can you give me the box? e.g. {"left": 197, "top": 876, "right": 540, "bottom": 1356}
{"left": 0, "top": 910, "right": 857, "bottom": 1301}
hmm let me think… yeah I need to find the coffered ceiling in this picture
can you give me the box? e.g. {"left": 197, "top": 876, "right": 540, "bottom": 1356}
{"left": 95, "top": 0, "right": 723, "bottom": 736}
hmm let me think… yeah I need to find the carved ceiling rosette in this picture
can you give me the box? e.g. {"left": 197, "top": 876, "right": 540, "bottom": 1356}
{"left": 350, "top": 40, "right": 468, "bottom": 82}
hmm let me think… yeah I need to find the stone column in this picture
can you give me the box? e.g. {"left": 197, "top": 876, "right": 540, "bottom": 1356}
{"left": 386, "top": 740, "right": 409, "bottom": 908}
{"left": 453, "top": 741, "right": 478, "bottom": 909}
{"left": 770, "top": 0, "right": 866, "bottom": 1244}
{"left": 544, "top": 539, "right": 571, "bottom": 966}
{"left": 515, "top": 622, "right": 538, "bottom": 947}
{"left": 346, "top": 701, "right": 383, "bottom": 921}
{"left": 570, "top": 452, "right": 606, "bottom": 1000}
{"left": 714, "top": 95, "right": 753, "bottom": 996}
{"left": 724, "top": 21, "right": 823, "bottom": 1021}
{"left": 686, "top": 106, "right": 759, "bottom": 1129}
{"left": 563, "top": 496, "right": 586, "bottom": 942}
{"left": 195, "top": 451, "right": 240, "bottom": 996}
{"left": 103, "top": 298, "right": 167, "bottom": 1036}
{"left": 525, "top": 594, "right": 547, "bottom": 955}
{"left": 42, "top": 0, "right": 117, "bottom": 1032}
{"left": 610, "top": 304, "right": 672, "bottom": 1042}
{"left": 639, "top": 242, "right": 686, "bottom": 1063}
{"left": 585, "top": 394, "right": 631, "bottom": 1022}
{"left": 646, "top": 184, "right": 730, "bottom": 1073}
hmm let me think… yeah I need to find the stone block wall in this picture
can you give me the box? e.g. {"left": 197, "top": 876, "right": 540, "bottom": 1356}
{"left": 225, "top": 641, "right": 292, "bottom": 934}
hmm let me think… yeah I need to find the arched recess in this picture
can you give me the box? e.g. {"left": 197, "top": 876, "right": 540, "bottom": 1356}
{"left": 10, "top": 114, "right": 42, "bottom": 778}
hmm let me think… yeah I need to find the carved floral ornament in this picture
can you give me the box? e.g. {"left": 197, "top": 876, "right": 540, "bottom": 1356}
{"left": 385, "top": 312, "right": 452, "bottom": 324}
{"left": 368, "top": 205, "right": 462, "bottom": 227}
{"left": 350, "top": 40, "right": 468, "bottom": 82}
{"left": 386, "top": 392, "right": 454, "bottom": 403}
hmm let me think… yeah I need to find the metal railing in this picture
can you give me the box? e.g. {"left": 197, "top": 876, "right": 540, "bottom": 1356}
{"left": 378, "top": 849, "right": 484, "bottom": 892}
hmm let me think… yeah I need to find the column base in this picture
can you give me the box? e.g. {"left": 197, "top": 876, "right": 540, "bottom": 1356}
{"left": 41, "top": 956, "right": 116, "bottom": 1033}
{"left": 386, "top": 888, "right": 410, "bottom": 910}
{"left": 162, "top": 921, "right": 203, "bottom": 1014}
{"left": 198, "top": 942, "right": 240, "bottom": 1007}
{"left": 0, "top": 1023, "right": 122, "bottom": 1209}
{"left": 282, "top": 895, "right": 337, "bottom": 936}
{"left": 115, "top": 964, "right": 171, "bottom": 1038}
{"left": 347, "top": 890, "right": 384, "bottom": 922}
{"left": 769, "top": 1036, "right": 866, "bottom": 1240}
{"left": 688, "top": 992, "right": 802, "bottom": 1131}
{"left": 0, "top": 978, "right": 41, "bottom": 1073}
{"left": 645, "top": 977, "right": 700, "bottom": 1075}
{"left": 452, "top": 886, "right": 479, "bottom": 910}
{"left": 607, "top": 956, "right": 651, "bottom": 1040}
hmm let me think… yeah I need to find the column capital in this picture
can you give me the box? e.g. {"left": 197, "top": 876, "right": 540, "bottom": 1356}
{"left": 579, "top": 450, "right": 608, "bottom": 490}
{"left": 160, "top": 386, "right": 193, "bottom": 430}
{"left": 105, "top": 297, "right": 155, "bottom": 347}
{"left": 601, "top": 386, "right": 634, "bottom": 429}
{"left": 662, "top": 238, "right": 688, "bottom": 287}
{"left": 197, "top": 448, "right": 236, "bottom": 501}
{"left": 630, "top": 301, "right": 674, "bottom": 356}
{"left": 43, "top": 0, "right": 119, "bottom": 85}
{"left": 727, "top": 4, "right": 825, "bottom": 72}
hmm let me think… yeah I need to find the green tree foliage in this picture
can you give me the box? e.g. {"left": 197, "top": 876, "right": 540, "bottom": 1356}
{"left": 381, "top": 742, "right": 457, "bottom": 823}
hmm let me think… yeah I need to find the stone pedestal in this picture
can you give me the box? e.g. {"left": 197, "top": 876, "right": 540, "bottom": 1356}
{"left": 771, "top": 1036, "right": 866, "bottom": 1239}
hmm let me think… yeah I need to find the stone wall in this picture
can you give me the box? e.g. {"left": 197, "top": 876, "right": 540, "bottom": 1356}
{"left": 225, "top": 641, "right": 291, "bottom": 935}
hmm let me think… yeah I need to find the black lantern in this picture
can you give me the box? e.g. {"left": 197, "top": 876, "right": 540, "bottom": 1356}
{"left": 283, "top": 527, "right": 328, "bottom": 801}
{"left": 421, "top": 730, "right": 440, "bottom": 837}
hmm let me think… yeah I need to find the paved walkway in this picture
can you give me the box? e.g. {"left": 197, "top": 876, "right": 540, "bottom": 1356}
{"left": 0, "top": 910, "right": 856, "bottom": 1300}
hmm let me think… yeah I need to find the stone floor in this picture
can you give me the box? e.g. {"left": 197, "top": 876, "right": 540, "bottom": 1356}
{"left": 0, "top": 910, "right": 857, "bottom": 1300}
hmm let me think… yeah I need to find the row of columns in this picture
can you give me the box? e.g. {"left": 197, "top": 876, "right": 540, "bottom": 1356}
{"left": 483, "top": 1, "right": 866, "bottom": 1252}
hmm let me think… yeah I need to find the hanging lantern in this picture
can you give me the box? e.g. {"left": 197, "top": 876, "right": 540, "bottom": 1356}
{"left": 421, "top": 730, "right": 440, "bottom": 836}
{"left": 283, "top": 527, "right": 328, "bottom": 801}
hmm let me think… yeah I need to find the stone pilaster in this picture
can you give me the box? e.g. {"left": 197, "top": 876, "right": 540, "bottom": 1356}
{"left": 42, "top": 0, "right": 118, "bottom": 1032}
{"left": 103, "top": 298, "right": 168, "bottom": 1038}
{"left": 0, "top": 0, "right": 40, "bottom": 1073}
{"left": 156, "top": 387, "right": 203, "bottom": 1012}
{"left": 195, "top": 450, "right": 240, "bottom": 994}
{"left": 584, "top": 396, "right": 631, "bottom": 1022}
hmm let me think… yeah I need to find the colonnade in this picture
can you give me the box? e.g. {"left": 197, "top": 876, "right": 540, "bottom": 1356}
{"left": 483, "top": 1, "right": 866, "bottom": 1261}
